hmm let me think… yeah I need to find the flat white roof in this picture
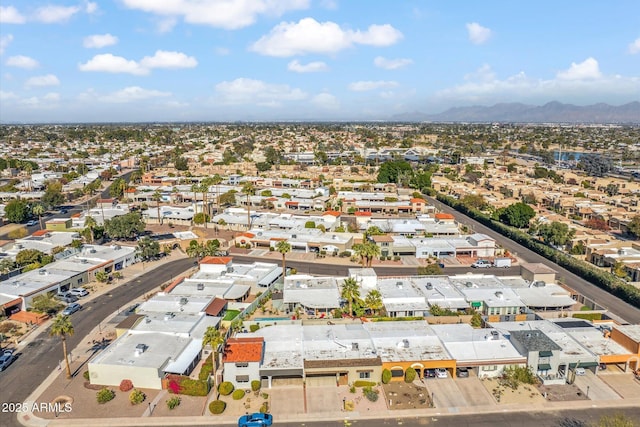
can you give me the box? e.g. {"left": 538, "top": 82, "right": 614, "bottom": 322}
{"left": 283, "top": 275, "right": 341, "bottom": 309}
{"left": 364, "top": 321, "right": 452, "bottom": 362}
{"left": 615, "top": 324, "right": 640, "bottom": 343}
{"left": 245, "top": 325, "right": 304, "bottom": 371}
{"left": 136, "top": 294, "right": 212, "bottom": 314}
{"left": 303, "top": 324, "right": 378, "bottom": 362}
{"left": 431, "top": 324, "right": 525, "bottom": 364}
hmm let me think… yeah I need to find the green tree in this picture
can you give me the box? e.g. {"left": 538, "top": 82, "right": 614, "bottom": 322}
{"left": 193, "top": 212, "right": 210, "bottom": 225}
{"left": 460, "top": 194, "right": 487, "bottom": 210}
{"left": 32, "top": 203, "right": 45, "bottom": 230}
{"left": 30, "top": 293, "right": 63, "bottom": 315}
{"left": 417, "top": 263, "right": 443, "bottom": 275}
{"left": 152, "top": 190, "right": 163, "bottom": 225}
{"left": 537, "top": 221, "right": 576, "bottom": 248}
{"left": 241, "top": 182, "right": 255, "bottom": 230}
{"left": 364, "top": 289, "right": 383, "bottom": 316}
{"left": 341, "top": 277, "right": 361, "bottom": 316}
{"left": 50, "top": 315, "right": 74, "bottom": 379}
{"left": 202, "top": 326, "right": 225, "bottom": 365}
{"left": 136, "top": 236, "right": 160, "bottom": 261}
{"left": 498, "top": 202, "right": 536, "bottom": 228}
{"left": 219, "top": 190, "right": 236, "bottom": 207}
{"left": 95, "top": 270, "right": 109, "bottom": 283}
{"left": 377, "top": 160, "right": 413, "bottom": 184}
{"left": 104, "top": 212, "right": 146, "bottom": 240}
{"left": 275, "top": 240, "right": 291, "bottom": 276}
{"left": 4, "top": 199, "right": 29, "bottom": 223}
{"left": 204, "top": 239, "right": 222, "bottom": 256}
{"left": 42, "top": 180, "right": 66, "bottom": 209}
{"left": 627, "top": 215, "right": 640, "bottom": 239}
{"left": 352, "top": 242, "right": 380, "bottom": 267}
{"left": 174, "top": 156, "right": 189, "bottom": 171}
{"left": 84, "top": 215, "right": 98, "bottom": 244}
{"left": 186, "top": 240, "right": 205, "bottom": 260}
{"left": 15, "top": 249, "right": 45, "bottom": 267}
{"left": 109, "top": 177, "right": 127, "bottom": 199}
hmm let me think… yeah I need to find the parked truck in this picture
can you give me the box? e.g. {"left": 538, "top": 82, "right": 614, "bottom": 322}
{"left": 493, "top": 257, "right": 512, "bottom": 268}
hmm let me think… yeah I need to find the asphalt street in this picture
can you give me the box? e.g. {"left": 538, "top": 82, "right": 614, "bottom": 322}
{"left": 427, "top": 196, "right": 640, "bottom": 324}
{"left": 0, "top": 256, "right": 194, "bottom": 427}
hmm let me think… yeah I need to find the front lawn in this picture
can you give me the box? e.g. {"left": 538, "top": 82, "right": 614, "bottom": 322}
{"left": 223, "top": 310, "right": 241, "bottom": 321}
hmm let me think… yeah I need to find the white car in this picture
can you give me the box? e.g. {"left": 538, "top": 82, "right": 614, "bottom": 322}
{"left": 69, "top": 288, "right": 89, "bottom": 297}
{"left": 575, "top": 367, "right": 586, "bottom": 376}
{"left": 435, "top": 368, "right": 448, "bottom": 378}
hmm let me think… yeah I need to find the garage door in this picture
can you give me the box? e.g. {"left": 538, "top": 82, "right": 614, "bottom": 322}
{"left": 306, "top": 374, "right": 336, "bottom": 386}
{"left": 271, "top": 376, "right": 304, "bottom": 387}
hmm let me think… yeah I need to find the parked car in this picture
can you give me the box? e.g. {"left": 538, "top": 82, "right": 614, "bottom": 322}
{"left": 0, "top": 351, "right": 16, "bottom": 371}
{"left": 62, "top": 303, "right": 82, "bottom": 316}
{"left": 238, "top": 412, "right": 273, "bottom": 427}
{"left": 575, "top": 367, "right": 586, "bottom": 376}
{"left": 424, "top": 369, "right": 437, "bottom": 378}
{"left": 26, "top": 220, "right": 38, "bottom": 226}
{"left": 435, "top": 368, "right": 448, "bottom": 378}
{"left": 456, "top": 367, "right": 469, "bottom": 378}
{"left": 69, "top": 288, "right": 89, "bottom": 297}
{"left": 471, "top": 260, "right": 491, "bottom": 268}
{"left": 56, "top": 293, "right": 78, "bottom": 304}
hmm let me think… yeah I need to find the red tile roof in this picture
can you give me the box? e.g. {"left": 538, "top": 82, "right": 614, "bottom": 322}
{"left": 223, "top": 337, "right": 264, "bottom": 363}
{"left": 322, "top": 210, "right": 341, "bottom": 217}
{"left": 200, "top": 256, "right": 233, "bottom": 265}
{"left": 31, "top": 229, "right": 49, "bottom": 237}
{"left": 204, "top": 298, "right": 227, "bottom": 316}
{"left": 410, "top": 198, "right": 426, "bottom": 204}
{"left": 435, "top": 213, "right": 455, "bottom": 220}
{"left": 354, "top": 211, "right": 372, "bottom": 217}
{"left": 163, "top": 277, "right": 185, "bottom": 294}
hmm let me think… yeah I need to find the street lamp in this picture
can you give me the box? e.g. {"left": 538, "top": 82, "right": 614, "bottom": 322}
{"left": 148, "top": 402, "right": 153, "bottom": 416}
{"left": 586, "top": 386, "right": 590, "bottom": 398}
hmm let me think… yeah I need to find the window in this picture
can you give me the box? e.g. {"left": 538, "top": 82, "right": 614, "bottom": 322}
{"left": 77, "top": 278, "right": 83, "bottom": 284}
{"left": 236, "top": 375, "right": 249, "bottom": 383}
{"left": 235, "top": 362, "right": 249, "bottom": 368}
{"left": 358, "top": 371, "right": 371, "bottom": 379}
{"left": 481, "top": 365, "right": 497, "bottom": 371}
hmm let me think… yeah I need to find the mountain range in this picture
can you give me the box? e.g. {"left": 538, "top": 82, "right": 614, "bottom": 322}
{"left": 391, "top": 101, "right": 640, "bottom": 124}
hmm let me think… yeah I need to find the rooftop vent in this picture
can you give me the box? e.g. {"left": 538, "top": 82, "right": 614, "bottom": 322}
{"left": 89, "top": 248, "right": 96, "bottom": 253}
{"left": 145, "top": 317, "right": 151, "bottom": 323}
{"left": 465, "top": 282, "right": 473, "bottom": 288}
{"left": 533, "top": 281, "right": 546, "bottom": 287}
{"left": 426, "top": 282, "right": 433, "bottom": 290}
{"left": 164, "top": 312, "right": 174, "bottom": 321}
{"left": 197, "top": 283, "right": 204, "bottom": 291}
{"left": 495, "top": 291, "right": 504, "bottom": 299}
{"left": 396, "top": 281, "right": 403, "bottom": 288}
{"left": 402, "top": 339, "right": 410, "bottom": 348}
{"left": 38, "top": 269, "right": 47, "bottom": 275}
{"left": 351, "top": 342, "right": 359, "bottom": 351}
{"left": 179, "top": 297, "right": 188, "bottom": 306}
{"left": 490, "top": 330, "right": 499, "bottom": 340}
{"left": 292, "top": 234, "right": 297, "bottom": 239}
{"left": 134, "top": 343, "right": 147, "bottom": 356}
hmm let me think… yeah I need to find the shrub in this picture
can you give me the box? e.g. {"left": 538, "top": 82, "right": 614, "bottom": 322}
{"left": 349, "top": 385, "right": 356, "bottom": 393}
{"left": 166, "top": 374, "right": 210, "bottom": 396}
{"left": 249, "top": 324, "right": 260, "bottom": 332}
{"left": 96, "top": 388, "right": 115, "bottom": 404}
{"left": 381, "top": 369, "right": 392, "bottom": 384}
{"left": 363, "top": 386, "right": 379, "bottom": 402}
{"left": 83, "top": 370, "right": 90, "bottom": 381}
{"left": 209, "top": 400, "right": 226, "bottom": 415}
{"left": 199, "top": 355, "right": 213, "bottom": 381}
{"left": 129, "top": 389, "right": 145, "bottom": 405}
{"left": 353, "top": 380, "right": 376, "bottom": 387}
{"left": 119, "top": 379, "right": 134, "bottom": 392}
{"left": 251, "top": 380, "right": 261, "bottom": 392}
{"left": 218, "top": 381, "right": 234, "bottom": 396}
{"left": 232, "top": 389, "right": 245, "bottom": 400}
{"left": 166, "top": 396, "right": 181, "bottom": 410}
{"left": 259, "top": 402, "right": 269, "bottom": 413}
{"left": 404, "top": 367, "right": 417, "bottom": 383}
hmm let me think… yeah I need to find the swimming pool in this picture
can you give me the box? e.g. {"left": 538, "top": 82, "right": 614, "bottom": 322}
{"left": 254, "top": 317, "right": 290, "bottom": 322}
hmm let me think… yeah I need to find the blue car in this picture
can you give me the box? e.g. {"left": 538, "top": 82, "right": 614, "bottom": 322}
{"left": 238, "top": 413, "right": 273, "bottom": 427}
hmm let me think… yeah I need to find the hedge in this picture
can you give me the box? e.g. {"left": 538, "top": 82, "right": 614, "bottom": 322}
{"left": 572, "top": 312, "right": 603, "bottom": 321}
{"left": 436, "top": 194, "right": 640, "bottom": 309}
{"left": 96, "top": 388, "right": 115, "bottom": 404}
{"left": 232, "top": 389, "right": 245, "bottom": 400}
{"left": 404, "top": 367, "right": 417, "bottom": 383}
{"left": 251, "top": 380, "right": 261, "bottom": 392}
{"left": 199, "top": 355, "right": 213, "bottom": 381}
{"left": 381, "top": 369, "right": 391, "bottom": 384}
{"left": 353, "top": 380, "right": 376, "bottom": 387}
{"left": 209, "top": 400, "right": 226, "bottom": 415}
{"left": 166, "top": 374, "right": 210, "bottom": 396}
{"left": 129, "top": 389, "right": 145, "bottom": 405}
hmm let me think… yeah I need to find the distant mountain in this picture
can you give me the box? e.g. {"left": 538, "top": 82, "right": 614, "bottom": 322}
{"left": 392, "top": 101, "right": 640, "bottom": 124}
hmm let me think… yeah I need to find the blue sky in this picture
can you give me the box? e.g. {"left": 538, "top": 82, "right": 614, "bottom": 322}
{"left": 1, "top": 0, "right": 639, "bottom": 123}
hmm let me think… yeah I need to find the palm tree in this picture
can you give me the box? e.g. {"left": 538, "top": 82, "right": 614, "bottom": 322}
{"left": 364, "top": 289, "right": 383, "bottom": 316}
{"left": 186, "top": 240, "right": 204, "bottom": 260}
{"left": 341, "top": 277, "right": 360, "bottom": 316}
{"left": 275, "top": 240, "right": 291, "bottom": 277}
{"left": 151, "top": 190, "right": 162, "bottom": 225}
{"left": 84, "top": 215, "right": 97, "bottom": 244}
{"left": 50, "top": 315, "right": 74, "bottom": 379}
{"left": 352, "top": 242, "right": 380, "bottom": 267}
{"left": 211, "top": 174, "right": 223, "bottom": 217}
{"left": 241, "top": 181, "right": 255, "bottom": 230}
{"left": 202, "top": 326, "right": 225, "bottom": 368}
{"left": 203, "top": 239, "right": 221, "bottom": 257}
{"left": 32, "top": 203, "right": 45, "bottom": 230}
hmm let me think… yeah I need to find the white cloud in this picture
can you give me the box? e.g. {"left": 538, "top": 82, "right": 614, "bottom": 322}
{"left": 34, "top": 5, "right": 81, "bottom": 23}
{"left": 0, "top": 34, "right": 14, "bottom": 55}
{"left": 466, "top": 22, "right": 492, "bottom": 45}
{"left": 557, "top": 57, "right": 601, "bottom": 80}
{"left": 85, "top": 2, "right": 98, "bottom": 14}
{"left": 101, "top": 86, "right": 171, "bottom": 103}
{"left": 628, "top": 37, "right": 640, "bottom": 54}
{"left": 311, "top": 93, "right": 339, "bottom": 109}
{"left": 83, "top": 34, "right": 118, "bottom": 49}
{"left": 79, "top": 53, "right": 148, "bottom": 75}
{"left": 214, "top": 77, "right": 307, "bottom": 106}
{"left": 0, "top": 90, "right": 18, "bottom": 100}
{"left": 6, "top": 55, "right": 39, "bottom": 69}
{"left": 436, "top": 61, "right": 639, "bottom": 105}
{"left": 348, "top": 80, "right": 398, "bottom": 91}
{"left": 374, "top": 56, "right": 412, "bottom": 70}
{"left": 139, "top": 50, "right": 198, "bottom": 69}
{"left": 287, "top": 59, "right": 328, "bottom": 73}
{"left": 43, "top": 92, "right": 60, "bottom": 101}
{"left": 121, "top": 0, "right": 309, "bottom": 30}
{"left": 0, "top": 6, "right": 26, "bottom": 24}
{"left": 214, "top": 47, "right": 230, "bottom": 56}
{"left": 320, "top": 0, "right": 338, "bottom": 10}
{"left": 155, "top": 17, "right": 177, "bottom": 33}
{"left": 251, "top": 18, "right": 403, "bottom": 57}
{"left": 25, "top": 74, "right": 60, "bottom": 88}
{"left": 79, "top": 50, "right": 197, "bottom": 75}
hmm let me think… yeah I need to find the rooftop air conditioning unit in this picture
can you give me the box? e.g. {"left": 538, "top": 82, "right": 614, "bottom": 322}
{"left": 134, "top": 343, "right": 147, "bottom": 356}
{"left": 197, "top": 283, "right": 204, "bottom": 291}
{"left": 164, "top": 312, "right": 174, "bottom": 321}
{"left": 38, "top": 269, "right": 46, "bottom": 275}
{"left": 351, "top": 342, "right": 359, "bottom": 351}
{"left": 491, "top": 330, "right": 499, "bottom": 340}
{"left": 465, "top": 282, "right": 473, "bottom": 287}
{"left": 426, "top": 282, "right": 433, "bottom": 290}
{"left": 495, "top": 291, "right": 504, "bottom": 299}
{"left": 179, "top": 297, "right": 188, "bottom": 306}
{"left": 402, "top": 339, "right": 410, "bottom": 348}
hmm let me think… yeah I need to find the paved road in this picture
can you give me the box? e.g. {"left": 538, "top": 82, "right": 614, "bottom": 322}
{"left": 427, "top": 197, "right": 640, "bottom": 324}
{"left": 0, "top": 257, "right": 194, "bottom": 427}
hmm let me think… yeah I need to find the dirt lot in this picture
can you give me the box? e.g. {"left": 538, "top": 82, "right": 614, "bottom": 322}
{"left": 382, "top": 382, "right": 433, "bottom": 410}
{"left": 480, "top": 378, "right": 546, "bottom": 405}
{"left": 537, "top": 383, "right": 589, "bottom": 402}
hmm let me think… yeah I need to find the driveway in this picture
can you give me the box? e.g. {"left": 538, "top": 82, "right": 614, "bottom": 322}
{"left": 422, "top": 377, "right": 468, "bottom": 409}
{"left": 598, "top": 372, "right": 640, "bottom": 399}
{"left": 454, "top": 376, "right": 494, "bottom": 406}
{"left": 573, "top": 371, "right": 621, "bottom": 400}
{"left": 269, "top": 385, "right": 306, "bottom": 416}
{"left": 305, "top": 384, "right": 342, "bottom": 413}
